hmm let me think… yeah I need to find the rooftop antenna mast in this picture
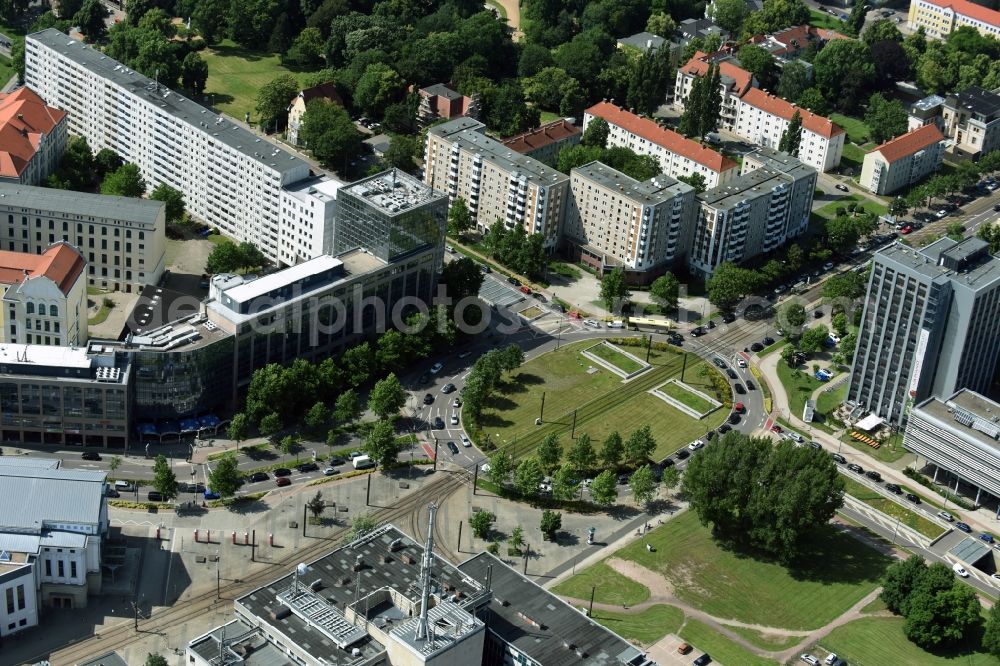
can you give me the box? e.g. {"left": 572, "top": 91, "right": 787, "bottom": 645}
{"left": 415, "top": 503, "right": 437, "bottom": 641}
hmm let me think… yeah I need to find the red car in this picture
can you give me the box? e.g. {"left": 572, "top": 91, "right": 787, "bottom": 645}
{"left": 771, "top": 424, "right": 783, "bottom": 434}
{"left": 519, "top": 285, "right": 531, "bottom": 294}
{"left": 900, "top": 225, "right": 913, "bottom": 235}
{"left": 568, "top": 311, "right": 581, "bottom": 319}
{"left": 276, "top": 477, "right": 291, "bottom": 487}
{"left": 734, "top": 402, "right": 745, "bottom": 413}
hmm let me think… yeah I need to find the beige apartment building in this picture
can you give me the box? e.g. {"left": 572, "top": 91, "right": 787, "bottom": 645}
{"left": 423, "top": 117, "right": 569, "bottom": 249}
{"left": 860, "top": 124, "right": 945, "bottom": 195}
{"left": 941, "top": 86, "right": 1000, "bottom": 159}
{"left": 564, "top": 161, "right": 697, "bottom": 283}
{"left": 907, "top": 0, "right": 1000, "bottom": 39}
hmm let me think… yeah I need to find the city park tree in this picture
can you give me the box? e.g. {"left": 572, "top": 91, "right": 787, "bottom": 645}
{"left": 180, "top": 52, "right": 209, "bottom": 96}
{"left": 581, "top": 117, "right": 609, "bottom": 148}
{"left": 363, "top": 419, "right": 399, "bottom": 468}
{"left": 334, "top": 388, "right": 361, "bottom": 425}
{"left": 707, "top": 262, "right": 767, "bottom": 312}
{"left": 101, "top": 163, "right": 146, "bottom": 197}
{"left": 628, "top": 464, "right": 656, "bottom": 506}
{"left": 150, "top": 183, "right": 185, "bottom": 223}
{"left": 364, "top": 374, "right": 404, "bottom": 421}
{"left": 152, "top": 454, "right": 179, "bottom": 501}
{"left": 682, "top": 431, "right": 844, "bottom": 562}
{"left": 600, "top": 431, "right": 623, "bottom": 468}
{"left": 227, "top": 413, "right": 249, "bottom": 450}
{"left": 590, "top": 469, "right": 618, "bottom": 505}
{"left": 537, "top": 434, "right": 563, "bottom": 472}
{"left": 300, "top": 99, "right": 363, "bottom": 170}
{"left": 567, "top": 434, "right": 597, "bottom": 474}
{"left": 486, "top": 450, "right": 514, "bottom": 487}
{"left": 551, "top": 464, "right": 578, "bottom": 501}
{"left": 447, "top": 197, "right": 473, "bottom": 238}
{"left": 778, "top": 110, "right": 802, "bottom": 157}
{"left": 623, "top": 425, "right": 656, "bottom": 467}
{"left": 255, "top": 75, "right": 300, "bottom": 131}
{"left": 207, "top": 455, "right": 242, "bottom": 498}
{"left": 514, "top": 457, "right": 545, "bottom": 497}
{"left": 649, "top": 273, "right": 680, "bottom": 312}
{"left": 599, "top": 267, "right": 631, "bottom": 314}
{"left": 539, "top": 509, "right": 562, "bottom": 540}
{"left": 470, "top": 510, "right": 495, "bottom": 539}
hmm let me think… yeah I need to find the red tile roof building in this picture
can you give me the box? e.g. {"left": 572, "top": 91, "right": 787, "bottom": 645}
{"left": 907, "top": 0, "right": 1000, "bottom": 39}
{"left": 733, "top": 88, "right": 846, "bottom": 172}
{"left": 0, "top": 87, "right": 67, "bottom": 186}
{"left": 583, "top": 102, "right": 738, "bottom": 188}
{"left": 0, "top": 241, "right": 88, "bottom": 346}
{"left": 675, "top": 52, "right": 756, "bottom": 130}
{"left": 501, "top": 119, "right": 581, "bottom": 164}
{"left": 286, "top": 82, "right": 344, "bottom": 146}
{"left": 748, "top": 25, "right": 850, "bottom": 60}
{"left": 860, "top": 124, "right": 945, "bottom": 195}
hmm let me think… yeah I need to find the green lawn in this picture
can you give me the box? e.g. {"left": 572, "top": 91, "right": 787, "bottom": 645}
{"left": 518, "top": 305, "right": 543, "bottom": 319}
{"left": 585, "top": 342, "right": 645, "bottom": 374}
{"left": 477, "top": 340, "right": 726, "bottom": 462}
{"left": 815, "top": 195, "right": 888, "bottom": 220}
{"left": 552, "top": 561, "right": 650, "bottom": 606}
{"left": 841, "top": 142, "right": 867, "bottom": 171}
{"left": 660, "top": 381, "right": 716, "bottom": 414}
{"left": 809, "top": 8, "right": 848, "bottom": 31}
{"left": 201, "top": 40, "right": 313, "bottom": 124}
{"left": 840, "top": 430, "right": 909, "bottom": 463}
{"left": 830, "top": 114, "right": 872, "bottom": 145}
{"left": 815, "top": 381, "right": 848, "bottom": 418}
{"left": 777, "top": 362, "right": 825, "bottom": 422}
{"left": 680, "top": 619, "right": 779, "bottom": 666}
{"left": 612, "top": 511, "right": 891, "bottom": 631}
{"left": 590, "top": 605, "right": 684, "bottom": 645}
{"left": 822, "top": 616, "right": 995, "bottom": 666}
{"left": 841, "top": 476, "right": 944, "bottom": 540}
{"left": 0, "top": 54, "right": 13, "bottom": 87}
{"left": 88, "top": 302, "right": 114, "bottom": 326}
{"left": 548, "top": 261, "right": 582, "bottom": 280}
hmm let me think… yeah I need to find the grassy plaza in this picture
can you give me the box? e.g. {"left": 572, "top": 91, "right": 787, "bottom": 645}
{"left": 659, "top": 381, "right": 717, "bottom": 414}
{"left": 202, "top": 40, "right": 311, "bottom": 123}
{"left": 584, "top": 341, "right": 646, "bottom": 375}
{"left": 476, "top": 340, "right": 726, "bottom": 462}
{"left": 822, "top": 616, "right": 996, "bottom": 666}
{"left": 555, "top": 511, "right": 890, "bottom": 638}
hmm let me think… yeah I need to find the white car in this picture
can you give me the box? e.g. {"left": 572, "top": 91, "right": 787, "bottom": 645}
{"left": 430, "top": 362, "right": 443, "bottom": 374}
{"left": 937, "top": 510, "right": 954, "bottom": 522}
{"left": 450, "top": 413, "right": 459, "bottom": 425}
{"left": 583, "top": 319, "right": 602, "bottom": 328}
{"left": 736, "top": 358, "right": 748, "bottom": 368}
{"left": 323, "top": 467, "right": 337, "bottom": 476}
{"left": 953, "top": 562, "right": 970, "bottom": 578}
{"left": 460, "top": 434, "right": 472, "bottom": 447}
{"left": 824, "top": 655, "right": 838, "bottom": 666}
{"left": 480, "top": 463, "right": 491, "bottom": 473}
{"left": 688, "top": 440, "right": 705, "bottom": 451}
{"left": 452, "top": 397, "right": 461, "bottom": 408}
{"left": 823, "top": 261, "right": 835, "bottom": 271}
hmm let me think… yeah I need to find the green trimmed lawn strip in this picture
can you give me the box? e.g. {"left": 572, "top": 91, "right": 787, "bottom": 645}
{"left": 202, "top": 40, "right": 312, "bottom": 123}
{"left": 839, "top": 430, "right": 908, "bottom": 463}
{"left": 614, "top": 511, "right": 890, "bottom": 631}
{"left": 815, "top": 194, "right": 887, "bottom": 220}
{"left": 830, "top": 113, "right": 872, "bottom": 144}
{"left": 815, "top": 381, "right": 848, "bottom": 418}
{"left": 823, "top": 616, "right": 995, "bottom": 666}
{"left": 478, "top": 341, "right": 725, "bottom": 462}
{"left": 589, "top": 605, "right": 683, "bottom": 645}
{"left": 551, "top": 561, "right": 650, "bottom": 607}
{"left": 680, "top": 619, "right": 779, "bottom": 666}
{"left": 841, "top": 476, "right": 943, "bottom": 539}
{"left": 660, "top": 382, "right": 715, "bottom": 414}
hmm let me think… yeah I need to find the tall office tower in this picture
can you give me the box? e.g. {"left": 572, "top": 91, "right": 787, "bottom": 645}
{"left": 848, "top": 237, "right": 1000, "bottom": 425}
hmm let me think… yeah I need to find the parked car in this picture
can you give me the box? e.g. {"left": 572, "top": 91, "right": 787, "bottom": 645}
{"left": 678, "top": 643, "right": 692, "bottom": 655}
{"left": 519, "top": 285, "right": 531, "bottom": 294}
{"left": 452, "top": 397, "right": 462, "bottom": 408}
{"left": 442, "top": 383, "right": 456, "bottom": 394}
{"left": 694, "top": 654, "right": 712, "bottom": 666}
{"left": 835, "top": 184, "right": 849, "bottom": 192}
{"left": 937, "top": 511, "right": 955, "bottom": 522}
{"left": 734, "top": 383, "right": 746, "bottom": 394}
{"left": 824, "top": 654, "right": 839, "bottom": 666}
{"left": 297, "top": 462, "right": 318, "bottom": 473}
{"left": 906, "top": 493, "right": 921, "bottom": 504}
{"left": 750, "top": 342, "right": 764, "bottom": 352}
{"left": 204, "top": 489, "right": 221, "bottom": 500}
{"left": 323, "top": 467, "right": 338, "bottom": 476}
{"left": 762, "top": 336, "right": 775, "bottom": 345}
{"left": 688, "top": 440, "right": 705, "bottom": 451}
{"left": 274, "top": 468, "right": 292, "bottom": 477}
{"left": 583, "top": 319, "right": 602, "bottom": 328}
{"left": 771, "top": 424, "right": 783, "bottom": 434}
{"left": 865, "top": 470, "right": 882, "bottom": 482}
{"left": 249, "top": 472, "right": 269, "bottom": 483}
{"left": 953, "top": 563, "right": 970, "bottom": 578}
{"left": 450, "top": 413, "right": 459, "bottom": 425}
{"left": 801, "top": 655, "right": 820, "bottom": 666}
{"left": 981, "top": 533, "right": 995, "bottom": 544}
{"left": 276, "top": 477, "right": 291, "bottom": 487}
{"left": 430, "top": 362, "right": 443, "bottom": 374}
{"left": 831, "top": 453, "right": 846, "bottom": 464}
{"left": 728, "top": 412, "right": 741, "bottom": 424}
{"left": 460, "top": 433, "right": 472, "bottom": 447}
{"left": 847, "top": 463, "right": 864, "bottom": 474}
{"left": 691, "top": 326, "right": 706, "bottom": 337}
{"left": 458, "top": 351, "right": 473, "bottom": 359}
{"left": 726, "top": 369, "right": 738, "bottom": 380}
{"left": 722, "top": 313, "right": 736, "bottom": 323}
{"left": 328, "top": 457, "right": 347, "bottom": 466}
{"left": 734, "top": 402, "right": 745, "bottom": 413}
{"left": 506, "top": 277, "right": 520, "bottom": 286}
{"left": 885, "top": 483, "right": 902, "bottom": 494}
{"left": 956, "top": 522, "right": 972, "bottom": 533}
{"left": 82, "top": 451, "right": 101, "bottom": 461}
{"left": 423, "top": 393, "right": 434, "bottom": 404}
{"left": 736, "top": 358, "right": 748, "bottom": 368}
{"left": 675, "top": 449, "right": 690, "bottom": 460}
{"left": 147, "top": 491, "right": 163, "bottom": 502}
{"left": 718, "top": 424, "right": 732, "bottom": 434}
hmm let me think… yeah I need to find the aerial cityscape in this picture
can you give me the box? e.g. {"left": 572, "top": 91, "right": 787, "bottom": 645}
{"left": 0, "top": 0, "right": 998, "bottom": 664}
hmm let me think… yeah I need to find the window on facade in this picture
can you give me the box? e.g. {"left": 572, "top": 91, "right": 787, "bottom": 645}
{"left": 26, "top": 303, "right": 33, "bottom": 315}
{"left": 57, "top": 561, "right": 63, "bottom": 577}
{"left": 16, "top": 585, "right": 24, "bottom": 610}
{"left": 5, "top": 588, "right": 12, "bottom": 614}
{"left": 70, "top": 562, "right": 77, "bottom": 578}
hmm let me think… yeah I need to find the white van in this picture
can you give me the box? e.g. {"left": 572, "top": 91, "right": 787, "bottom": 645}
{"left": 114, "top": 480, "right": 133, "bottom": 492}
{"left": 352, "top": 455, "right": 375, "bottom": 470}
{"left": 607, "top": 320, "right": 625, "bottom": 329}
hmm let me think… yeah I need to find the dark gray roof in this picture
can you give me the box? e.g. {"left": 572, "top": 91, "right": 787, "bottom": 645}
{"left": 877, "top": 237, "right": 1000, "bottom": 291}
{"left": 947, "top": 86, "right": 1000, "bottom": 120}
{"left": 0, "top": 182, "right": 163, "bottom": 226}
{"left": 421, "top": 83, "right": 462, "bottom": 100}
{"left": 28, "top": 29, "right": 309, "bottom": 175}
{"left": 458, "top": 552, "right": 649, "bottom": 666}
{"left": 78, "top": 651, "right": 130, "bottom": 666}
{"left": 617, "top": 32, "right": 667, "bottom": 51}
{"left": 0, "top": 464, "right": 106, "bottom": 531}
{"left": 572, "top": 160, "right": 692, "bottom": 205}
{"left": 698, "top": 167, "right": 794, "bottom": 208}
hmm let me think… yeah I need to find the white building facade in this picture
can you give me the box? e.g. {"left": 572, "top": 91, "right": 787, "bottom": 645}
{"left": 24, "top": 29, "right": 312, "bottom": 265}
{"left": 584, "top": 102, "right": 739, "bottom": 188}
{"left": 734, "top": 88, "right": 844, "bottom": 173}
{"left": 860, "top": 124, "right": 945, "bottom": 195}
{"left": 278, "top": 175, "right": 343, "bottom": 265}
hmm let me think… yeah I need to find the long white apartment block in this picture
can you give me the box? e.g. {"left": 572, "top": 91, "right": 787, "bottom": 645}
{"left": 24, "top": 29, "right": 312, "bottom": 265}
{"left": 583, "top": 102, "right": 739, "bottom": 188}
{"left": 424, "top": 117, "right": 568, "bottom": 249}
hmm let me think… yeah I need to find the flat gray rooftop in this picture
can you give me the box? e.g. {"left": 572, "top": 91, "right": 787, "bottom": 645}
{"left": 429, "top": 118, "right": 569, "bottom": 188}
{"left": 950, "top": 537, "right": 993, "bottom": 565}
{"left": 743, "top": 146, "right": 812, "bottom": 176}
{"left": 915, "top": 390, "right": 1000, "bottom": 453}
{"left": 572, "top": 161, "right": 691, "bottom": 205}
{"left": 343, "top": 169, "right": 444, "bottom": 216}
{"left": 699, "top": 167, "right": 790, "bottom": 208}
{"left": 876, "top": 238, "right": 1000, "bottom": 290}
{"left": 29, "top": 29, "right": 309, "bottom": 175}
{"left": 911, "top": 94, "right": 945, "bottom": 112}
{"left": 0, "top": 182, "right": 163, "bottom": 225}
{"left": 458, "top": 552, "right": 648, "bottom": 666}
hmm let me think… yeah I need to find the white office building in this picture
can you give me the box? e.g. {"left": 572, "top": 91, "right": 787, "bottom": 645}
{"left": 278, "top": 175, "right": 343, "bottom": 265}
{"left": 24, "top": 29, "right": 312, "bottom": 265}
